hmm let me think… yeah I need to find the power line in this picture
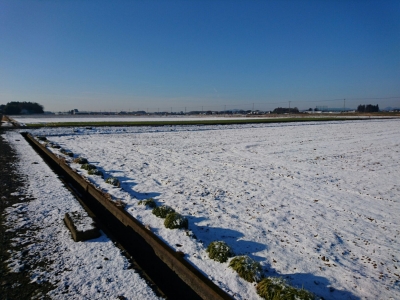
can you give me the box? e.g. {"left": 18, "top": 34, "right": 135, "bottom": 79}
{"left": 120, "top": 96, "right": 400, "bottom": 113}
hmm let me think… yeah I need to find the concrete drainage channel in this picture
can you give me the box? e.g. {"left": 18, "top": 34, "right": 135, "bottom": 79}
{"left": 21, "top": 132, "right": 232, "bottom": 300}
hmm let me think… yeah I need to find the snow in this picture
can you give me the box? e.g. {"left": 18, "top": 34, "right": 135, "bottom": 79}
{"left": 11, "top": 114, "right": 252, "bottom": 125}
{"left": 7, "top": 118, "right": 400, "bottom": 299}
{"left": 3, "top": 131, "right": 160, "bottom": 300}
{"left": 9, "top": 114, "right": 372, "bottom": 126}
{"left": 1, "top": 121, "right": 13, "bottom": 127}
{"left": 66, "top": 211, "right": 97, "bottom": 232}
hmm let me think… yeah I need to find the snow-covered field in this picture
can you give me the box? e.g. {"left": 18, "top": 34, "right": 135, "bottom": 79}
{"left": 9, "top": 119, "right": 400, "bottom": 299}
{"left": 10, "top": 114, "right": 252, "bottom": 125}
{"left": 9, "top": 113, "right": 367, "bottom": 126}
{"left": 3, "top": 131, "right": 160, "bottom": 300}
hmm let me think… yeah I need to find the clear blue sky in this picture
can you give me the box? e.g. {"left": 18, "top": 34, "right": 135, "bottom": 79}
{"left": 1, "top": 0, "right": 399, "bottom": 112}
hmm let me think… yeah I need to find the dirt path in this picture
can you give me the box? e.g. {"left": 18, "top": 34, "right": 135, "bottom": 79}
{"left": 0, "top": 131, "right": 53, "bottom": 299}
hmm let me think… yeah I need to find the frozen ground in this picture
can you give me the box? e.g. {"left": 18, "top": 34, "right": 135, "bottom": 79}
{"left": 3, "top": 131, "right": 160, "bottom": 300}
{"left": 15, "top": 119, "right": 400, "bottom": 299}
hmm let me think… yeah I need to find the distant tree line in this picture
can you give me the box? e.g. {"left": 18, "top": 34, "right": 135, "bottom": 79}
{"left": 0, "top": 101, "right": 44, "bottom": 114}
{"left": 357, "top": 104, "right": 379, "bottom": 113}
{"left": 272, "top": 107, "right": 299, "bottom": 114}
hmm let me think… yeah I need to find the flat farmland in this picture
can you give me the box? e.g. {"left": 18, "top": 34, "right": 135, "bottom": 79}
{"left": 31, "top": 119, "right": 400, "bottom": 299}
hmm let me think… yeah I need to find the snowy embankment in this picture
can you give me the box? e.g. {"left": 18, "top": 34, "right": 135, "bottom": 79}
{"left": 3, "top": 131, "right": 160, "bottom": 299}
{"left": 18, "top": 119, "right": 400, "bottom": 299}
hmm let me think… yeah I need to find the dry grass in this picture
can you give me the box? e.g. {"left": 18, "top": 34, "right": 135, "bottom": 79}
{"left": 164, "top": 212, "right": 188, "bottom": 229}
{"left": 256, "top": 277, "right": 316, "bottom": 300}
{"left": 60, "top": 148, "right": 74, "bottom": 157}
{"left": 105, "top": 177, "right": 120, "bottom": 187}
{"left": 81, "top": 163, "right": 97, "bottom": 171}
{"left": 152, "top": 205, "right": 175, "bottom": 218}
{"left": 206, "top": 241, "right": 234, "bottom": 263}
{"left": 138, "top": 198, "right": 157, "bottom": 208}
{"left": 229, "top": 255, "right": 263, "bottom": 283}
{"left": 36, "top": 136, "right": 47, "bottom": 141}
{"left": 73, "top": 157, "right": 88, "bottom": 164}
{"left": 88, "top": 169, "right": 103, "bottom": 177}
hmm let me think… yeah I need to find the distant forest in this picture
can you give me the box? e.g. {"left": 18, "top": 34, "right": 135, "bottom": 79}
{"left": 0, "top": 102, "right": 44, "bottom": 114}
{"left": 272, "top": 107, "right": 300, "bottom": 114}
{"left": 357, "top": 104, "right": 379, "bottom": 113}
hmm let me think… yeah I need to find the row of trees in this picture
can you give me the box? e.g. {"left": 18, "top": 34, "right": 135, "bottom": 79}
{"left": 357, "top": 104, "right": 379, "bottom": 113}
{"left": 272, "top": 107, "right": 299, "bottom": 114}
{"left": 0, "top": 102, "right": 44, "bottom": 114}
{"left": 273, "top": 105, "right": 380, "bottom": 113}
